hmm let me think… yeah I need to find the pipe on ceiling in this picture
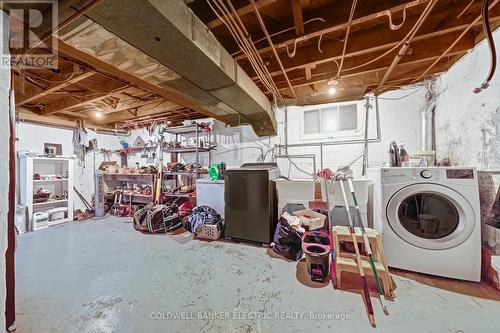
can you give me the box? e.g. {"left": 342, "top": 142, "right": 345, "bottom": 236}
{"left": 473, "top": 0, "right": 497, "bottom": 93}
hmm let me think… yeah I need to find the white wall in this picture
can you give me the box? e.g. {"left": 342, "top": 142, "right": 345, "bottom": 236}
{"left": 0, "top": 11, "right": 10, "bottom": 332}
{"left": 16, "top": 124, "right": 156, "bottom": 210}
{"left": 435, "top": 29, "right": 500, "bottom": 168}
{"left": 203, "top": 88, "right": 425, "bottom": 178}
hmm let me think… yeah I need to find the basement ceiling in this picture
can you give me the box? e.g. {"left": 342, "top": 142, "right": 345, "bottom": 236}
{"left": 188, "top": 0, "right": 500, "bottom": 105}
{"left": 8, "top": 0, "right": 500, "bottom": 131}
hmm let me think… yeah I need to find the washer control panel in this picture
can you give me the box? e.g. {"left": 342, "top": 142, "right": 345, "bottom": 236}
{"left": 379, "top": 167, "right": 476, "bottom": 184}
{"left": 420, "top": 170, "right": 432, "bottom": 179}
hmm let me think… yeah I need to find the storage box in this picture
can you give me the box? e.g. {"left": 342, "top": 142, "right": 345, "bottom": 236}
{"left": 293, "top": 209, "right": 326, "bottom": 230}
{"left": 196, "top": 223, "right": 223, "bottom": 240}
{"left": 46, "top": 207, "right": 68, "bottom": 221}
{"left": 32, "top": 212, "right": 49, "bottom": 231}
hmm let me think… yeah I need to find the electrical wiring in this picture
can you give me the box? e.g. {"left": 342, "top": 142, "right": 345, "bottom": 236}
{"left": 208, "top": 0, "right": 285, "bottom": 105}
{"left": 286, "top": 39, "right": 299, "bottom": 57}
{"left": 336, "top": 0, "right": 358, "bottom": 78}
{"left": 249, "top": 0, "right": 297, "bottom": 98}
{"left": 376, "top": 86, "right": 424, "bottom": 100}
{"left": 231, "top": 17, "right": 326, "bottom": 57}
{"left": 377, "top": 0, "right": 419, "bottom": 30}
{"left": 341, "top": 0, "right": 437, "bottom": 74}
{"left": 457, "top": 0, "right": 475, "bottom": 18}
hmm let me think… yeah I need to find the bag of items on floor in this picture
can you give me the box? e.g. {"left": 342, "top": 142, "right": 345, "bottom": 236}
{"left": 272, "top": 213, "right": 305, "bottom": 261}
{"left": 133, "top": 203, "right": 183, "bottom": 233}
{"left": 186, "top": 205, "right": 223, "bottom": 240}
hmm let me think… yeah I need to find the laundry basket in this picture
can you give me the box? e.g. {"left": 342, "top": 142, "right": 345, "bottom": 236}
{"left": 196, "top": 223, "right": 223, "bottom": 240}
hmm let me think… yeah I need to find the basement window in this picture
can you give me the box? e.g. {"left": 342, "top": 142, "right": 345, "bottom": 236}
{"left": 300, "top": 101, "right": 362, "bottom": 141}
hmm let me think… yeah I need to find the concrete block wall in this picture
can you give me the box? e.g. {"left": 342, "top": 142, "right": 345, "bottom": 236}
{"left": 435, "top": 29, "right": 500, "bottom": 168}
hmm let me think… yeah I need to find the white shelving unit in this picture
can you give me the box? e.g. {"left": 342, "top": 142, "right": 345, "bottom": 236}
{"left": 20, "top": 156, "right": 74, "bottom": 229}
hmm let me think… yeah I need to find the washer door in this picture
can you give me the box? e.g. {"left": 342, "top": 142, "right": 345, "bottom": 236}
{"left": 386, "top": 183, "right": 475, "bottom": 250}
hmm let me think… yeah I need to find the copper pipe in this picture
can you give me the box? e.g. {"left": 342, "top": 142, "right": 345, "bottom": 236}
{"left": 249, "top": 0, "right": 297, "bottom": 98}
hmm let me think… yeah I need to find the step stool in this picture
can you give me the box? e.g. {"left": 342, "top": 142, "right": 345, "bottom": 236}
{"left": 332, "top": 225, "right": 396, "bottom": 297}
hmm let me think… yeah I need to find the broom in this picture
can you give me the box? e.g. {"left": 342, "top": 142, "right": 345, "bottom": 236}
{"left": 347, "top": 177, "right": 389, "bottom": 315}
{"left": 339, "top": 177, "right": 376, "bottom": 327}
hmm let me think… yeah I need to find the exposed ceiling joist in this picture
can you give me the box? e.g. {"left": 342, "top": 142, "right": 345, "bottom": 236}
{"left": 291, "top": 0, "right": 304, "bottom": 35}
{"left": 248, "top": 12, "right": 500, "bottom": 79}
{"left": 39, "top": 79, "right": 127, "bottom": 116}
{"left": 234, "top": 0, "right": 432, "bottom": 60}
{"left": 15, "top": 66, "right": 95, "bottom": 106}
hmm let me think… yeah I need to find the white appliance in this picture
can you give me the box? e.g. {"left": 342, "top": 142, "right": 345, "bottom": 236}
{"left": 32, "top": 212, "right": 49, "bottom": 231}
{"left": 321, "top": 179, "right": 372, "bottom": 227}
{"left": 196, "top": 179, "right": 225, "bottom": 217}
{"left": 367, "top": 167, "right": 481, "bottom": 282}
{"left": 275, "top": 179, "right": 315, "bottom": 215}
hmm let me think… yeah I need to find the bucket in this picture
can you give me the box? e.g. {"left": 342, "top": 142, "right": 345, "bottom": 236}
{"left": 302, "top": 231, "right": 331, "bottom": 281}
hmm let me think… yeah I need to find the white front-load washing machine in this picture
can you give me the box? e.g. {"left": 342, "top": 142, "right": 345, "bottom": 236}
{"left": 367, "top": 167, "right": 481, "bottom": 282}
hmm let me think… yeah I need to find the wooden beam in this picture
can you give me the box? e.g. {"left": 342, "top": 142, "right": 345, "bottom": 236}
{"left": 268, "top": 50, "right": 466, "bottom": 92}
{"left": 39, "top": 79, "right": 127, "bottom": 116}
{"left": 100, "top": 100, "right": 182, "bottom": 124}
{"left": 291, "top": 0, "right": 304, "bottom": 35}
{"left": 235, "top": 0, "right": 432, "bottom": 60}
{"left": 259, "top": 29, "right": 475, "bottom": 90}
{"left": 15, "top": 65, "right": 96, "bottom": 106}
{"left": 57, "top": 39, "right": 236, "bottom": 126}
{"left": 97, "top": 97, "right": 163, "bottom": 116}
{"left": 305, "top": 66, "right": 312, "bottom": 80}
{"left": 206, "top": 0, "right": 279, "bottom": 29}
{"left": 246, "top": 7, "right": 500, "bottom": 78}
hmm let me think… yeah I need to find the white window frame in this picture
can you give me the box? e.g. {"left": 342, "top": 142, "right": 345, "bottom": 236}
{"left": 300, "top": 100, "right": 364, "bottom": 141}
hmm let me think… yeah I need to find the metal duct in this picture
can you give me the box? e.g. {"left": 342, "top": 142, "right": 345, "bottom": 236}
{"left": 70, "top": 0, "right": 276, "bottom": 136}
{"left": 420, "top": 101, "right": 435, "bottom": 151}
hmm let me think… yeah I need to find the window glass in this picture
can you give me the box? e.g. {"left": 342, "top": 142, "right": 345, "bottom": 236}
{"left": 321, "top": 106, "right": 338, "bottom": 133}
{"left": 338, "top": 104, "right": 358, "bottom": 131}
{"left": 303, "top": 110, "right": 320, "bottom": 134}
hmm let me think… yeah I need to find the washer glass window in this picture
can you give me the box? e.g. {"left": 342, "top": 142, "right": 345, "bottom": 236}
{"left": 398, "top": 193, "right": 459, "bottom": 239}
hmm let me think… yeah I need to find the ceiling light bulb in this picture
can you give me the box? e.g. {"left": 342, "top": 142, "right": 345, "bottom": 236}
{"left": 95, "top": 111, "right": 103, "bottom": 118}
{"left": 328, "top": 87, "right": 337, "bottom": 95}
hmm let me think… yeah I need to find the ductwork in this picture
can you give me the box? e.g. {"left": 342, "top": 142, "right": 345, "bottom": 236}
{"left": 420, "top": 102, "right": 435, "bottom": 151}
{"left": 61, "top": 0, "right": 276, "bottom": 136}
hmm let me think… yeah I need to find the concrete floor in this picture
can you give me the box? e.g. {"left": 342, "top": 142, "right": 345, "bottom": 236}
{"left": 15, "top": 216, "right": 500, "bottom": 333}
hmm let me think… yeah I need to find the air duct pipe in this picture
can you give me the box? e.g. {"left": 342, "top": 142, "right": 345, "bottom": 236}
{"left": 420, "top": 102, "right": 436, "bottom": 152}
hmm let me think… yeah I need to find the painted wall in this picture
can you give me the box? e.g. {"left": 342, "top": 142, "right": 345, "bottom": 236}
{"left": 202, "top": 88, "right": 425, "bottom": 178}
{"left": 0, "top": 11, "right": 10, "bottom": 332}
{"left": 435, "top": 29, "right": 500, "bottom": 168}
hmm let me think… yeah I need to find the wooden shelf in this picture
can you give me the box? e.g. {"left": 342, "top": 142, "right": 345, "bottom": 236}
{"left": 163, "top": 170, "right": 208, "bottom": 176}
{"left": 33, "top": 199, "right": 68, "bottom": 206}
{"left": 163, "top": 146, "right": 216, "bottom": 153}
{"left": 103, "top": 173, "right": 155, "bottom": 182}
{"left": 162, "top": 124, "right": 200, "bottom": 134}
{"left": 163, "top": 192, "right": 196, "bottom": 198}
{"left": 33, "top": 178, "right": 68, "bottom": 183}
